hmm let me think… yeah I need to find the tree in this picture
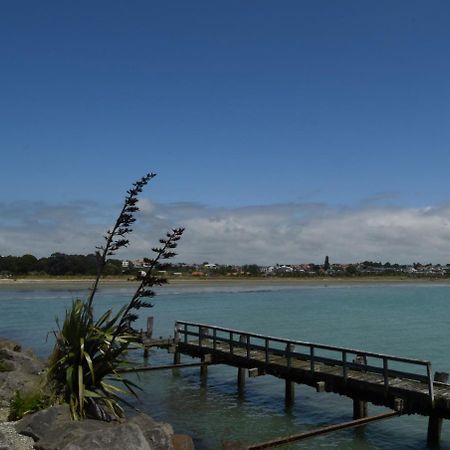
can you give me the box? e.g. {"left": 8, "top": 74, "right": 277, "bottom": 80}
{"left": 16, "top": 254, "right": 38, "bottom": 274}
{"left": 324, "top": 255, "right": 330, "bottom": 271}
{"left": 242, "top": 264, "right": 260, "bottom": 276}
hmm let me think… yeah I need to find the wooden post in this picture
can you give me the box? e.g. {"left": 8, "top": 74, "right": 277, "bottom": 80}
{"left": 353, "top": 355, "right": 368, "bottom": 419}
{"left": 146, "top": 317, "right": 154, "bottom": 338}
{"left": 285, "top": 379, "right": 295, "bottom": 407}
{"left": 286, "top": 343, "right": 295, "bottom": 370}
{"left": 353, "top": 397, "right": 368, "bottom": 420}
{"left": 427, "top": 372, "right": 449, "bottom": 445}
{"left": 199, "top": 326, "right": 209, "bottom": 347}
{"left": 173, "top": 322, "right": 180, "bottom": 364}
{"left": 238, "top": 335, "right": 246, "bottom": 395}
{"left": 200, "top": 355, "right": 208, "bottom": 378}
{"left": 284, "top": 343, "right": 295, "bottom": 406}
{"left": 200, "top": 354, "right": 211, "bottom": 385}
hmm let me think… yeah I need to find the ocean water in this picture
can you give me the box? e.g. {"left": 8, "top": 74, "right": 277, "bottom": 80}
{"left": 1, "top": 281, "right": 450, "bottom": 449}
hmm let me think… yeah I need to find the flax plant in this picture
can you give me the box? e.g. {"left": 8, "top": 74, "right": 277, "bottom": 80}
{"left": 46, "top": 174, "right": 184, "bottom": 420}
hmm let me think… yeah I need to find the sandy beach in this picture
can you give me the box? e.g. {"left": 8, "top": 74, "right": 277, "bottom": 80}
{"left": 1, "top": 275, "right": 450, "bottom": 290}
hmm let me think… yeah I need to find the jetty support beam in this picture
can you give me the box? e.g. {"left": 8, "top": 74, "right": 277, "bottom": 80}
{"left": 237, "top": 335, "right": 246, "bottom": 395}
{"left": 427, "top": 372, "right": 449, "bottom": 445}
{"left": 352, "top": 355, "right": 368, "bottom": 419}
{"left": 353, "top": 398, "right": 368, "bottom": 420}
{"left": 200, "top": 354, "right": 211, "bottom": 384}
{"left": 285, "top": 379, "right": 295, "bottom": 407}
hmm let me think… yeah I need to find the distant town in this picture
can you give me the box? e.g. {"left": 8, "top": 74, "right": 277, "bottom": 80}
{"left": 2, "top": 253, "right": 450, "bottom": 278}
{"left": 122, "top": 258, "right": 450, "bottom": 278}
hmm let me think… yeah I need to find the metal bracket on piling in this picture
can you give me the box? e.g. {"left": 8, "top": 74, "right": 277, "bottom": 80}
{"left": 249, "top": 367, "right": 266, "bottom": 378}
{"left": 316, "top": 381, "right": 326, "bottom": 393}
{"left": 394, "top": 398, "right": 404, "bottom": 413}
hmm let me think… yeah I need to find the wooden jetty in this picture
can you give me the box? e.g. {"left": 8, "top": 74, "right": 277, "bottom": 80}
{"left": 167, "top": 320, "right": 450, "bottom": 445}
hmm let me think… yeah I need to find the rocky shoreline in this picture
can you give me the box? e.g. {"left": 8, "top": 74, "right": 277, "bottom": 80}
{"left": 0, "top": 338, "right": 195, "bottom": 450}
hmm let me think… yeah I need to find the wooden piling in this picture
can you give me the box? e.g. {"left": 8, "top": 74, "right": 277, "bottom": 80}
{"left": 142, "top": 316, "right": 154, "bottom": 358}
{"left": 199, "top": 326, "right": 209, "bottom": 346}
{"left": 238, "top": 367, "right": 246, "bottom": 394}
{"left": 200, "top": 354, "right": 211, "bottom": 384}
{"left": 353, "top": 397, "right": 368, "bottom": 420}
{"left": 146, "top": 316, "right": 154, "bottom": 338}
{"left": 284, "top": 343, "right": 296, "bottom": 406}
{"left": 285, "top": 379, "right": 295, "bottom": 406}
{"left": 427, "top": 372, "right": 449, "bottom": 445}
{"left": 352, "top": 354, "right": 368, "bottom": 419}
{"left": 237, "top": 335, "right": 246, "bottom": 394}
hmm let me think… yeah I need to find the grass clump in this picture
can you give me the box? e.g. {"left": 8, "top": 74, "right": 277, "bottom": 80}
{"left": 8, "top": 388, "right": 54, "bottom": 421}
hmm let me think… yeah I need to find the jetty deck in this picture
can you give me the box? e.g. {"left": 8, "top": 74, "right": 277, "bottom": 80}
{"left": 170, "top": 320, "right": 450, "bottom": 445}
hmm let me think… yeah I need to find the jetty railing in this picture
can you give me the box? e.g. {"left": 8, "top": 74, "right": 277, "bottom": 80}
{"left": 175, "top": 321, "right": 435, "bottom": 403}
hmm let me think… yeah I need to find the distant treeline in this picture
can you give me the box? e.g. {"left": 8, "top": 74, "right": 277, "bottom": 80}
{"left": 0, "top": 253, "right": 122, "bottom": 276}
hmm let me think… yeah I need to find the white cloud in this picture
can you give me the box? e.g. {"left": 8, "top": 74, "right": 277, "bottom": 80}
{"left": 2, "top": 199, "right": 450, "bottom": 264}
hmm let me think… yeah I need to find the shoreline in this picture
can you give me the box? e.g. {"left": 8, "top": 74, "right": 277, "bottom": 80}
{"left": 1, "top": 276, "right": 450, "bottom": 289}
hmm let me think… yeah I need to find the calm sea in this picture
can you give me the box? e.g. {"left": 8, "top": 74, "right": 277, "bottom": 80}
{"left": 1, "top": 281, "right": 450, "bottom": 449}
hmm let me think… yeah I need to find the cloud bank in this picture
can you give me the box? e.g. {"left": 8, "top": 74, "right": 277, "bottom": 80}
{"left": 1, "top": 199, "right": 450, "bottom": 265}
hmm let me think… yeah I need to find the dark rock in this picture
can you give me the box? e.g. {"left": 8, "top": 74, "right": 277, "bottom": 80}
{"left": 16, "top": 404, "right": 72, "bottom": 441}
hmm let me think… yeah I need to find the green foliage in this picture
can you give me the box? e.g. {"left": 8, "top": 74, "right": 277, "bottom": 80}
{"left": 241, "top": 264, "right": 261, "bottom": 276}
{"left": 8, "top": 388, "right": 53, "bottom": 421}
{"left": 0, "top": 253, "right": 122, "bottom": 276}
{"left": 47, "top": 298, "right": 138, "bottom": 420}
{"left": 0, "top": 359, "right": 13, "bottom": 372}
{"left": 46, "top": 174, "right": 184, "bottom": 421}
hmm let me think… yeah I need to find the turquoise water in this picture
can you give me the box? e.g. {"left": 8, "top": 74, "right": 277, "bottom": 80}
{"left": 1, "top": 282, "right": 450, "bottom": 449}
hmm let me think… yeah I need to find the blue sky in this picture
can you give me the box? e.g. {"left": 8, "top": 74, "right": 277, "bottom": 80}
{"left": 2, "top": 1, "right": 450, "bottom": 263}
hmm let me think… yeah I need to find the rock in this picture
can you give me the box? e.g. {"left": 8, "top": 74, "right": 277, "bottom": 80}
{"left": 0, "top": 421, "right": 34, "bottom": 450}
{"left": 15, "top": 405, "right": 72, "bottom": 441}
{"left": 2, "top": 337, "right": 193, "bottom": 449}
{"left": 61, "top": 423, "right": 151, "bottom": 450}
{"left": 0, "top": 339, "right": 21, "bottom": 353}
{"left": 0, "top": 340, "right": 44, "bottom": 407}
{"left": 16, "top": 406, "right": 182, "bottom": 450}
{"left": 172, "top": 434, "right": 195, "bottom": 450}
{"left": 129, "top": 414, "right": 174, "bottom": 450}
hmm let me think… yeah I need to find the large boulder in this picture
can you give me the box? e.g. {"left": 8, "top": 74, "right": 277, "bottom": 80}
{"left": 61, "top": 423, "right": 151, "bottom": 450}
{"left": 15, "top": 404, "right": 74, "bottom": 443}
{"left": 15, "top": 406, "right": 179, "bottom": 450}
{"left": 129, "top": 414, "right": 174, "bottom": 450}
{"left": 0, "top": 339, "right": 44, "bottom": 407}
